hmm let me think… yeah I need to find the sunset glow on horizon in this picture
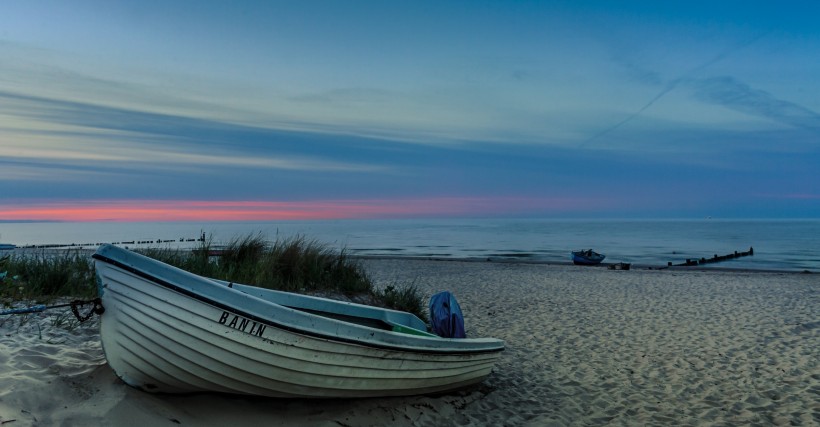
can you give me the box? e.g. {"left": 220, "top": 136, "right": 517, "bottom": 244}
{"left": 0, "top": 197, "right": 608, "bottom": 222}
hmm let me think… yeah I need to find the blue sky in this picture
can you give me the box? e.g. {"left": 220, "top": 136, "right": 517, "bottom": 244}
{"left": 1, "top": 1, "right": 818, "bottom": 220}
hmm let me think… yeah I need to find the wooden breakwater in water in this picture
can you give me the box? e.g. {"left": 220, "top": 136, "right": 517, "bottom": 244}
{"left": 670, "top": 247, "right": 754, "bottom": 267}
{"left": 15, "top": 232, "right": 207, "bottom": 250}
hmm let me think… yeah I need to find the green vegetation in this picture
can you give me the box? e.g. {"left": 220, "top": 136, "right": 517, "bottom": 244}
{"left": 143, "top": 234, "right": 427, "bottom": 321}
{"left": 378, "top": 282, "right": 427, "bottom": 322}
{"left": 1, "top": 251, "right": 97, "bottom": 304}
{"left": 1, "top": 234, "right": 428, "bottom": 321}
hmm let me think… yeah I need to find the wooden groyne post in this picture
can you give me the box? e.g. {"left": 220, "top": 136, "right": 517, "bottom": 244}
{"left": 669, "top": 247, "right": 754, "bottom": 267}
{"left": 17, "top": 233, "right": 207, "bottom": 250}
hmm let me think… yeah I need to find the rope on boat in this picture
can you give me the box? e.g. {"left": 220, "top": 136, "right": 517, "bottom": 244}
{"left": 71, "top": 298, "right": 105, "bottom": 322}
{"left": 0, "top": 298, "right": 104, "bottom": 322}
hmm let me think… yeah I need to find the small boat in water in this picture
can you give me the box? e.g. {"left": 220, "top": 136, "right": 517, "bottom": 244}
{"left": 0, "top": 244, "right": 15, "bottom": 251}
{"left": 571, "top": 249, "right": 605, "bottom": 265}
{"left": 92, "top": 244, "right": 504, "bottom": 398}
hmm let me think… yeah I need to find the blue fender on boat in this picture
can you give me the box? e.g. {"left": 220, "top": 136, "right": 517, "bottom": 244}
{"left": 429, "top": 291, "right": 466, "bottom": 339}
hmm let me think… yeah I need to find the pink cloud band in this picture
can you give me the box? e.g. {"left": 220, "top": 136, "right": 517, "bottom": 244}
{"left": 0, "top": 197, "right": 606, "bottom": 222}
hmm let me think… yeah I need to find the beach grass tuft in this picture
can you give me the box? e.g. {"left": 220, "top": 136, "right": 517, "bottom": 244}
{"left": 143, "top": 234, "right": 428, "bottom": 321}
{"left": 1, "top": 251, "right": 96, "bottom": 305}
{"left": 376, "top": 281, "right": 427, "bottom": 321}
{"left": 1, "top": 234, "right": 428, "bottom": 322}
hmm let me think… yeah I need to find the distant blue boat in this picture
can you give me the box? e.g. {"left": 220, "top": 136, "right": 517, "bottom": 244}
{"left": 571, "top": 249, "right": 605, "bottom": 265}
{"left": 0, "top": 244, "right": 16, "bottom": 251}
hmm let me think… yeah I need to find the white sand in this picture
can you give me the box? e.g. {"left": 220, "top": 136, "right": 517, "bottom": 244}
{"left": 1, "top": 260, "right": 818, "bottom": 426}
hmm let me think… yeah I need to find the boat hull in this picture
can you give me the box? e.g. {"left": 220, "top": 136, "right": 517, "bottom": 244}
{"left": 571, "top": 250, "right": 605, "bottom": 265}
{"left": 94, "top": 245, "right": 503, "bottom": 397}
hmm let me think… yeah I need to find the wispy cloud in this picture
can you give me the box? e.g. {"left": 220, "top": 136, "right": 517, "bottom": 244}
{"left": 0, "top": 90, "right": 385, "bottom": 173}
{"left": 584, "top": 33, "right": 770, "bottom": 147}
{"left": 689, "top": 76, "right": 820, "bottom": 130}
{"left": 757, "top": 193, "right": 820, "bottom": 200}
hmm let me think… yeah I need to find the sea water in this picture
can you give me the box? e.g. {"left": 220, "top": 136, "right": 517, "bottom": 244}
{"left": 1, "top": 218, "right": 818, "bottom": 271}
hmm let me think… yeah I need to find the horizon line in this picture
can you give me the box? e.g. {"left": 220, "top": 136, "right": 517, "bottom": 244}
{"left": 0, "top": 197, "right": 611, "bottom": 222}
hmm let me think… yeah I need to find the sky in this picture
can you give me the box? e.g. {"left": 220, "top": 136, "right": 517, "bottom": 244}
{"left": 1, "top": 0, "right": 818, "bottom": 221}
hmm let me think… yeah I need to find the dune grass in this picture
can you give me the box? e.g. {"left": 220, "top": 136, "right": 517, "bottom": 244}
{"left": 1, "top": 234, "right": 428, "bottom": 322}
{"left": 0, "top": 251, "right": 97, "bottom": 304}
{"left": 143, "top": 234, "right": 428, "bottom": 321}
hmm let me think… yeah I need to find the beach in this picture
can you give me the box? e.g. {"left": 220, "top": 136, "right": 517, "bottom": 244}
{"left": 1, "top": 259, "right": 817, "bottom": 426}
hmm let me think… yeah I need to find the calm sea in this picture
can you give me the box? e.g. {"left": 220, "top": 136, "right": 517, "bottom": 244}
{"left": 1, "top": 219, "right": 818, "bottom": 272}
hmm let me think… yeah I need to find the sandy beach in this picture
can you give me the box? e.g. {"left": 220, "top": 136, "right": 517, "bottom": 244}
{"left": 1, "top": 259, "right": 817, "bottom": 426}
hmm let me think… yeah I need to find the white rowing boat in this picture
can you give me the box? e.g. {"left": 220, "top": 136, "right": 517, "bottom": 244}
{"left": 92, "top": 244, "right": 504, "bottom": 397}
